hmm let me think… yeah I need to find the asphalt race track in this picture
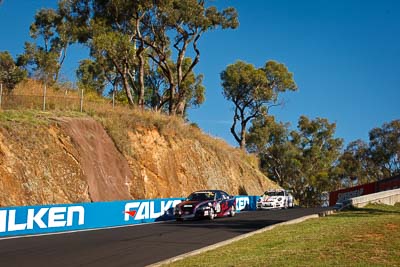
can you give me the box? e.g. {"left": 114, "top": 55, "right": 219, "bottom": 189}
{"left": 0, "top": 207, "right": 330, "bottom": 267}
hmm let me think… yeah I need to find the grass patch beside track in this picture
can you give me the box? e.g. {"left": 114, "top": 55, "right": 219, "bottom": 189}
{"left": 164, "top": 204, "right": 400, "bottom": 267}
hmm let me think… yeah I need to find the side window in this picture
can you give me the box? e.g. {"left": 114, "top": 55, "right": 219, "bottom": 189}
{"left": 216, "top": 191, "right": 222, "bottom": 200}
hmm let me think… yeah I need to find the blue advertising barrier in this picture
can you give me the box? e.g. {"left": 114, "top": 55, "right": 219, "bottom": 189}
{"left": 0, "top": 195, "right": 260, "bottom": 238}
{"left": 235, "top": 195, "right": 259, "bottom": 211}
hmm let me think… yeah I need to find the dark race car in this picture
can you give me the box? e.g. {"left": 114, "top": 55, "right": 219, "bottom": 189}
{"left": 174, "top": 190, "right": 236, "bottom": 221}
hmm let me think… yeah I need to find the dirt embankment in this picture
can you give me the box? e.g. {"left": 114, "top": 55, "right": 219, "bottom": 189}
{"left": 0, "top": 115, "right": 277, "bottom": 206}
{"left": 57, "top": 118, "right": 132, "bottom": 202}
{"left": 125, "top": 128, "right": 276, "bottom": 199}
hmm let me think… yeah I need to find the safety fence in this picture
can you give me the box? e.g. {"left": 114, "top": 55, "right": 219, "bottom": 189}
{"left": 0, "top": 196, "right": 259, "bottom": 238}
{"left": 0, "top": 93, "right": 118, "bottom": 112}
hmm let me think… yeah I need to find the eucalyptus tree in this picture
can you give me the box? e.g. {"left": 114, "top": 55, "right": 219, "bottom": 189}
{"left": 246, "top": 114, "right": 297, "bottom": 188}
{"left": 247, "top": 115, "right": 343, "bottom": 206}
{"left": 368, "top": 119, "right": 400, "bottom": 178}
{"left": 293, "top": 116, "right": 343, "bottom": 206}
{"left": 221, "top": 60, "right": 297, "bottom": 150}
{"left": 18, "top": 4, "right": 77, "bottom": 84}
{"left": 338, "top": 119, "right": 400, "bottom": 186}
{"left": 59, "top": 0, "right": 236, "bottom": 113}
{"left": 337, "top": 140, "right": 378, "bottom": 186}
{"left": 76, "top": 59, "right": 107, "bottom": 95}
{"left": 89, "top": 0, "right": 156, "bottom": 108}
{"left": 0, "top": 51, "right": 27, "bottom": 92}
{"left": 142, "top": 0, "right": 238, "bottom": 115}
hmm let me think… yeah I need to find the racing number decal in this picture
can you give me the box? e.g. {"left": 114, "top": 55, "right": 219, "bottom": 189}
{"left": 215, "top": 203, "right": 221, "bottom": 213}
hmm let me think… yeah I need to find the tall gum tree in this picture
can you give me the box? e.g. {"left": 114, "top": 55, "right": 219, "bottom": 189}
{"left": 58, "top": 0, "right": 151, "bottom": 107}
{"left": 59, "top": 0, "right": 237, "bottom": 113}
{"left": 221, "top": 60, "right": 297, "bottom": 150}
{"left": 337, "top": 119, "right": 400, "bottom": 188}
{"left": 18, "top": 3, "right": 77, "bottom": 84}
{"left": 247, "top": 115, "right": 343, "bottom": 206}
{"left": 143, "top": 0, "right": 238, "bottom": 115}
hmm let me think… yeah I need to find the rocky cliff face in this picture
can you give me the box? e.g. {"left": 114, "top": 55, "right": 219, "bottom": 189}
{"left": 125, "top": 128, "right": 277, "bottom": 199}
{"left": 0, "top": 114, "right": 278, "bottom": 206}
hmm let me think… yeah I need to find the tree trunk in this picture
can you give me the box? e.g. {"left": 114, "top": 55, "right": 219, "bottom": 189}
{"left": 230, "top": 106, "right": 242, "bottom": 148}
{"left": 239, "top": 122, "right": 246, "bottom": 150}
{"left": 168, "top": 84, "right": 176, "bottom": 115}
{"left": 175, "top": 99, "right": 186, "bottom": 116}
{"left": 122, "top": 70, "right": 135, "bottom": 106}
{"left": 137, "top": 50, "right": 145, "bottom": 110}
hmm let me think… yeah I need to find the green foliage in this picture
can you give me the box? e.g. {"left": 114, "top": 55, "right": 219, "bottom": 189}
{"left": 247, "top": 115, "right": 343, "bottom": 206}
{"left": 18, "top": 42, "right": 60, "bottom": 83}
{"left": 29, "top": 0, "right": 238, "bottom": 115}
{"left": 76, "top": 59, "right": 107, "bottom": 95}
{"left": 337, "top": 139, "right": 377, "bottom": 186}
{"left": 89, "top": 15, "right": 138, "bottom": 106}
{"left": 0, "top": 51, "right": 27, "bottom": 92}
{"left": 294, "top": 116, "right": 343, "bottom": 205}
{"left": 18, "top": 4, "right": 77, "bottom": 84}
{"left": 369, "top": 119, "right": 400, "bottom": 177}
{"left": 338, "top": 119, "right": 400, "bottom": 184}
{"left": 142, "top": 0, "right": 238, "bottom": 115}
{"left": 180, "top": 58, "right": 205, "bottom": 110}
{"left": 221, "top": 60, "right": 297, "bottom": 149}
{"left": 222, "top": 61, "right": 269, "bottom": 107}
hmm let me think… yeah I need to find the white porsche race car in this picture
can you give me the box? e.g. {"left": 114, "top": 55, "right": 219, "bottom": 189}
{"left": 256, "top": 189, "right": 294, "bottom": 210}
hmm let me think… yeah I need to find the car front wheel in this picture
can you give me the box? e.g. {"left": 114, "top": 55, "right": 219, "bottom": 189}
{"left": 229, "top": 206, "right": 236, "bottom": 217}
{"left": 284, "top": 201, "right": 288, "bottom": 209}
{"left": 208, "top": 208, "right": 215, "bottom": 220}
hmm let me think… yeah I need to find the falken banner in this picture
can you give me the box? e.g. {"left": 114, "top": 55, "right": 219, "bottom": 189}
{"left": 0, "top": 196, "right": 258, "bottom": 238}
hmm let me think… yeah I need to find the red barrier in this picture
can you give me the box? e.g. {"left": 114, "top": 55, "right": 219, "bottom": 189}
{"left": 377, "top": 175, "right": 400, "bottom": 191}
{"left": 329, "top": 175, "right": 400, "bottom": 206}
{"left": 329, "top": 182, "right": 376, "bottom": 206}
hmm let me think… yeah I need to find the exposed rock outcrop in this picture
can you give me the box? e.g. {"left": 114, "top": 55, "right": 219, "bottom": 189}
{"left": 0, "top": 115, "right": 277, "bottom": 206}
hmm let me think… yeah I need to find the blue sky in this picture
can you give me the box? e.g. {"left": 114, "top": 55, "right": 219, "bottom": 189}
{"left": 0, "top": 0, "right": 399, "bottom": 148}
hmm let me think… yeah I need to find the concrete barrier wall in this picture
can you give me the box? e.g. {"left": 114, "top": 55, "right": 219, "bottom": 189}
{"left": 350, "top": 188, "right": 400, "bottom": 208}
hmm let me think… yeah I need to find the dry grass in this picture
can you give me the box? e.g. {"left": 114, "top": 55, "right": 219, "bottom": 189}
{"left": 13, "top": 79, "right": 81, "bottom": 97}
{"left": 92, "top": 107, "right": 242, "bottom": 161}
{"left": 2, "top": 80, "right": 255, "bottom": 167}
{"left": 5, "top": 79, "right": 110, "bottom": 112}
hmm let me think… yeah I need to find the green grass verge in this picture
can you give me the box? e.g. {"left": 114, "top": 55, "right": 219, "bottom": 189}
{"left": 165, "top": 204, "right": 400, "bottom": 267}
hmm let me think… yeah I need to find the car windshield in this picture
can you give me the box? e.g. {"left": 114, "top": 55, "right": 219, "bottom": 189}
{"left": 187, "top": 192, "right": 215, "bottom": 201}
{"left": 264, "top": 191, "right": 285, "bottom": 196}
